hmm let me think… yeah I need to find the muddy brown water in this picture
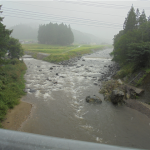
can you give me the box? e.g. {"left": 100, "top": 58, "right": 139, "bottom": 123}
{"left": 21, "top": 49, "right": 150, "bottom": 149}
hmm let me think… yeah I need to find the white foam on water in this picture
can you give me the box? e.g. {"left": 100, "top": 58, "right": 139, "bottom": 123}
{"left": 75, "top": 114, "right": 83, "bottom": 119}
{"left": 81, "top": 124, "right": 94, "bottom": 131}
{"left": 43, "top": 92, "right": 55, "bottom": 101}
{"left": 26, "top": 84, "right": 32, "bottom": 88}
{"left": 43, "top": 93, "right": 50, "bottom": 99}
{"left": 35, "top": 90, "right": 41, "bottom": 98}
{"left": 96, "top": 137, "right": 103, "bottom": 143}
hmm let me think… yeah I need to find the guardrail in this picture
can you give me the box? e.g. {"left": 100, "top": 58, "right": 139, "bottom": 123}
{"left": 0, "top": 129, "right": 142, "bottom": 150}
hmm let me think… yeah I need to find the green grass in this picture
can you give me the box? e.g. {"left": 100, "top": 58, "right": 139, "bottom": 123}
{"left": 22, "top": 44, "right": 76, "bottom": 54}
{"left": 22, "top": 44, "right": 112, "bottom": 62}
{"left": 135, "top": 67, "right": 150, "bottom": 86}
{"left": 0, "top": 59, "right": 27, "bottom": 127}
{"left": 135, "top": 74, "right": 147, "bottom": 86}
{"left": 115, "top": 63, "right": 135, "bottom": 79}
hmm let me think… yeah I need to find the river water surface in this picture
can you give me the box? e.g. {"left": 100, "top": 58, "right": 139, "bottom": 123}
{"left": 21, "top": 48, "right": 150, "bottom": 149}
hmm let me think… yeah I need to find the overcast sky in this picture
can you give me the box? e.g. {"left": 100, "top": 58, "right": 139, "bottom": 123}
{"left": 0, "top": 0, "right": 150, "bottom": 43}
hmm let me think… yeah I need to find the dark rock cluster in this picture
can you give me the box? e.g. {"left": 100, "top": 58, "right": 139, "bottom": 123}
{"left": 98, "top": 63, "right": 120, "bottom": 82}
{"left": 86, "top": 95, "right": 102, "bottom": 104}
{"left": 58, "top": 56, "right": 82, "bottom": 66}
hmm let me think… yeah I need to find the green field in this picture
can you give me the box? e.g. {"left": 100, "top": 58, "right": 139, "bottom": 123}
{"left": 22, "top": 44, "right": 112, "bottom": 63}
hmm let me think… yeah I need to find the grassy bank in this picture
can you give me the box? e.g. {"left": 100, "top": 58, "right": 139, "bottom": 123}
{"left": 22, "top": 44, "right": 112, "bottom": 63}
{"left": 0, "top": 59, "right": 27, "bottom": 127}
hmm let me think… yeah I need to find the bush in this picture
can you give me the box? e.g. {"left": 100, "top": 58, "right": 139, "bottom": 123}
{"left": 127, "top": 42, "right": 150, "bottom": 69}
{"left": 9, "top": 58, "right": 20, "bottom": 65}
{"left": 0, "top": 101, "right": 8, "bottom": 121}
{"left": 100, "top": 80, "right": 122, "bottom": 101}
{"left": 0, "top": 60, "right": 27, "bottom": 127}
{"left": 8, "top": 37, "right": 23, "bottom": 59}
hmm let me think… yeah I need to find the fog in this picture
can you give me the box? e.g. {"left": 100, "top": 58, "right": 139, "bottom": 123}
{"left": 1, "top": 0, "right": 150, "bottom": 43}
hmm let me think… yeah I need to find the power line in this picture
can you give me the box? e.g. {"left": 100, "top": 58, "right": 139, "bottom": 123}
{"left": 3, "top": 0, "right": 150, "bottom": 10}
{"left": 2, "top": 8, "right": 122, "bottom": 27}
{"left": 2, "top": 14, "right": 122, "bottom": 29}
{"left": 59, "top": 1, "right": 150, "bottom": 10}
{"left": 59, "top": 1, "right": 131, "bottom": 9}
{"left": 2, "top": 5, "right": 124, "bottom": 18}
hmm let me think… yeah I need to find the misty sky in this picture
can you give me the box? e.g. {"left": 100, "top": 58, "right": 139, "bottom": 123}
{"left": 0, "top": 0, "right": 150, "bottom": 43}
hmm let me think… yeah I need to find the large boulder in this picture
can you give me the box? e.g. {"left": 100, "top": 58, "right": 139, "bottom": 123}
{"left": 86, "top": 95, "right": 102, "bottom": 104}
{"left": 110, "top": 90, "right": 124, "bottom": 104}
{"left": 125, "top": 85, "right": 144, "bottom": 99}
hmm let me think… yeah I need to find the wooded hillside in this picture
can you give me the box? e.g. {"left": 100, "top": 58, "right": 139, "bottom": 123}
{"left": 111, "top": 6, "right": 150, "bottom": 71}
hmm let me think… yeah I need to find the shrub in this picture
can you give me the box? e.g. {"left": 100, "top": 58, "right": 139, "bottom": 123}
{"left": 0, "top": 60, "right": 27, "bottom": 127}
{"left": 100, "top": 80, "right": 122, "bottom": 101}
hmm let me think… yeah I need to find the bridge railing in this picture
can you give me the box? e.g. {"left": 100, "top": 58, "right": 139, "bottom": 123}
{"left": 0, "top": 129, "right": 142, "bottom": 150}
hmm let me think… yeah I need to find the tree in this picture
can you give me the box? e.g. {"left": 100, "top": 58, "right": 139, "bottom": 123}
{"left": 112, "top": 6, "right": 150, "bottom": 71}
{"left": 135, "top": 8, "right": 140, "bottom": 28}
{"left": 148, "top": 16, "right": 150, "bottom": 22}
{"left": 139, "top": 10, "right": 147, "bottom": 26}
{"left": 123, "top": 6, "right": 136, "bottom": 33}
{"left": 127, "top": 42, "right": 150, "bottom": 68}
{"left": 0, "top": 5, "right": 12, "bottom": 62}
{"left": 68, "top": 25, "right": 74, "bottom": 44}
{"left": 8, "top": 37, "right": 23, "bottom": 59}
{"left": 38, "top": 22, "right": 74, "bottom": 45}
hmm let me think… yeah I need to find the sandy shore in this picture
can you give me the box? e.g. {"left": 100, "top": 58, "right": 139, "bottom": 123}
{"left": 125, "top": 99, "right": 150, "bottom": 118}
{"left": 2, "top": 100, "right": 32, "bottom": 131}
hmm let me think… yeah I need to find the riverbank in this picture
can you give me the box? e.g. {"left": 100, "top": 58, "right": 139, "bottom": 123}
{"left": 125, "top": 99, "right": 150, "bottom": 118}
{"left": 0, "top": 59, "right": 27, "bottom": 128}
{"left": 2, "top": 100, "right": 32, "bottom": 130}
{"left": 100, "top": 62, "right": 150, "bottom": 119}
{"left": 23, "top": 44, "right": 112, "bottom": 63}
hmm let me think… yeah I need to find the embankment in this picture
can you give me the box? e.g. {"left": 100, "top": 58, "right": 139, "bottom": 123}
{"left": 0, "top": 59, "right": 28, "bottom": 128}
{"left": 23, "top": 44, "right": 112, "bottom": 63}
{"left": 100, "top": 63, "right": 150, "bottom": 119}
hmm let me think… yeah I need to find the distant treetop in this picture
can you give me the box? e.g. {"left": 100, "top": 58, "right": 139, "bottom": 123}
{"left": 38, "top": 22, "right": 74, "bottom": 45}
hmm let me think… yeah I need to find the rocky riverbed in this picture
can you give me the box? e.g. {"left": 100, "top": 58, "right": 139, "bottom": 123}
{"left": 21, "top": 48, "right": 150, "bottom": 149}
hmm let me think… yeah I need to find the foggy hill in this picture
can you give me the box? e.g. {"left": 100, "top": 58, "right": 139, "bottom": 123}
{"left": 72, "top": 29, "right": 102, "bottom": 44}
{"left": 10, "top": 24, "right": 102, "bottom": 44}
{"left": 10, "top": 24, "right": 38, "bottom": 40}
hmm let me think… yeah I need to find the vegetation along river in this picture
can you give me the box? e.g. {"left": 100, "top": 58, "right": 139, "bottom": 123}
{"left": 21, "top": 48, "right": 150, "bottom": 149}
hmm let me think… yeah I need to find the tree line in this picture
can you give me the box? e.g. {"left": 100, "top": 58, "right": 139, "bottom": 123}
{"left": 111, "top": 6, "right": 150, "bottom": 71}
{"left": 38, "top": 23, "right": 74, "bottom": 45}
{"left": 0, "top": 5, "right": 23, "bottom": 63}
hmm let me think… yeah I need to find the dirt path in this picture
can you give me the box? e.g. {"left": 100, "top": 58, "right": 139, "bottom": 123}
{"left": 2, "top": 100, "right": 32, "bottom": 130}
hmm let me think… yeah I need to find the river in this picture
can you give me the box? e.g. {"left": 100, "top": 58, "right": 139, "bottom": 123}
{"left": 21, "top": 48, "right": 150, "bottom": 149}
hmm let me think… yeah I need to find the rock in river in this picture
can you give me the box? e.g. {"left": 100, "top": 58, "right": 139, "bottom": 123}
{"left": 110, "top": 90, "right": 124, "bottom": 104}
{"left": 30, "top": 89, "right": 36, "bottom": 93}
{"left": 86, "top": 95, "right": 102, "bottom": 104}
